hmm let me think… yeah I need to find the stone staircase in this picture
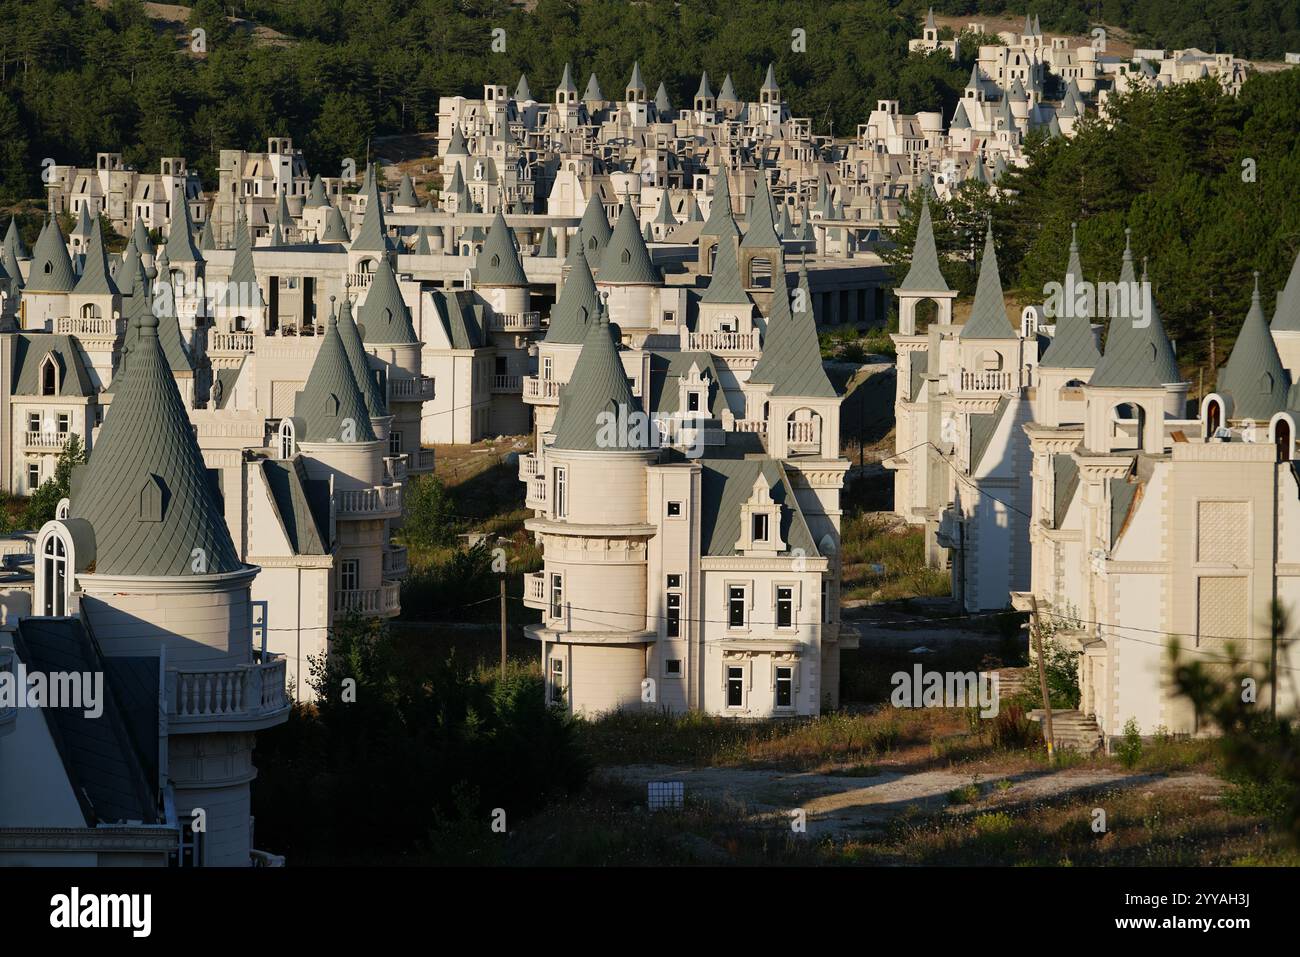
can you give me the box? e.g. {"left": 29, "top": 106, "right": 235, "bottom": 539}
{"left": 1028, "top": 709, "right": 1104, "bottom": 753}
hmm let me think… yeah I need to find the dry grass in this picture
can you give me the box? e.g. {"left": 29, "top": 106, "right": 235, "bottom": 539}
{"left": 840, "top": 511, "right": 951, "bottom": 602}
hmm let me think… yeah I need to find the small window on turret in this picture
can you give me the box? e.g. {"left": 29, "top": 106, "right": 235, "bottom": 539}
{"left": 139, "top": 475, "right": 164, "bottom": 522}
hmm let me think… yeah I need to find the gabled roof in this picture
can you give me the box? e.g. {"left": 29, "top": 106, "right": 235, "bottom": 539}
{"left": 699, "top": 458, "right": 816, "bottom": 556}
{"left": 475, "top": 210, "right": 530, "bottom": 286}
{"left": 1089, "top": 263, "right": 1181, "bottom": 388}
{"left": 1271, "top": 245, "right": 1300, "bottom": 332}
{"left": 648, "top": 350, "right": 734, "bottom": 417}
{"left": 26, "top": 214, "right": 77, "bottom": 293}
{"left": 1040, "top": 223, "right": 1101, "bottom": 369}
{"left": 164, "top": 184, "right": 202, "bottom": 263}
{"left": 261, "top": 458, "right": 330, "bottom": 556}
{"left": 598, "top": 197, "right": 661, "bottom": 285}
{"left": 959, "top": 224, "right": 1015, "bottom": 339}
{"left": 430, "top": 288, "right": 486, "bottom": 350}
{"left": 69, "top": 308, "right": 239, "bottom": 577}
{"left": 546, "top": 248, "right": 599, "bottom": 344}
{"left": 358, "top": 256, "right": 419, "bottom": 345}
{"left": 294, "top": 308, "right": 378, "bottom": 444}
{"left": 338, "top": 296, "right": 388, "bottom": 417}
{"left": 899, "top": 194, "right": 949, "bottom": 292}
{"left": 11, "top": 333, "right": 96, "bottom": 396}
{"left": 551, "top": 302, "right": 643, "bottom": 451}
{"left": 73, "top": 214, "right": 119, "bottom": 297}
{"left": 576, "top": 191, "right": 612, "bottom": 267}
{"left": 1219, "top": 274, "right": 1289, "bottom": 420}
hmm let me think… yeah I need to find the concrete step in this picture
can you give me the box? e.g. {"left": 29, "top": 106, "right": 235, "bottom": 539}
{"left": 1027, "top": 709, "right": 1104, "bottom": 753}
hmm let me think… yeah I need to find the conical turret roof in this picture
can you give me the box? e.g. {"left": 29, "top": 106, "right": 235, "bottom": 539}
{"left": 899, "top": 194, "right": 949, "bottom": 292}
{"left": 960, "top": 223, "right": 1015, "bottom": 339}
{"left": 551, "top": 301, "right": 644, "bottom": 451}
{"left": 576, "top": 191, "right": 612, "bottom": 267}
{"left": 5, "top": 218, "right": 28, "bottom": 259}
{"left": 1270, "top": 246, "right": 1300, "bottom": 332}
{"left": 73, "top": 213, "right": 119, "bottom": 297}
{"left": 294, "top": 306, "right": 378, "bottom": 443}
{"left": 306, "top": 174, "right": 328, "bottom": 209}
{"left": 338, "top": 296, "right": 388, "bottom": 418}
{"left": 1089, "top": 262, "right": 1181, "bottom": 388}
{"left": 700, "top": 233, "right": 749, "bottom": 305}
{"left": 741, "top": 174, "right": 781, "bottom": 251}
{"left": 583, "top": 73, "right": 604, "bottom": 102}
{"left": 546, "top": 249, "right": 599, "bottom": 344}
{"left": 222, "top": 214, "right": 264, "bottom": 310}
{"left": 395, "top": 173, "right": 419, "bottom": 207}
{"left": 1040, "top": 223, "right": 1101, "bottom": 368}
{"left": 476, "top": 210, "right": 529, "bottom": 286}
{"left": 655, "top": 82, "right": 672, "bottom": 114}
{"left": 350, "top": 167, "right": 392, "bottom": 252}
{"left": 358, "top": 256, "right": 419, "bottom": 344}
{"left": 26, "top": 213, "right": 77, "bottom": 293}
{"left": 515, "top": 73, "right": 533, "bottom": 101}
{"left": 164, "top": 184, "right": 202, "bottom": 263}
{"left": 718, "top": 73, "right": 738, "bottom": 103}
{"left": 598, "top": 196, "right": 661, "bottom": 285}
{"left": 1219, "top": 274, "right": 1289, "bottom": 419}
{"left": 701, "top": 170, "right": 740, "bottom": 240}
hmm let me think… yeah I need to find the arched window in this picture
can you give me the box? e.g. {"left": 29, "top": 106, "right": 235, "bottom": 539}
{"left": 279, "top": 419, "right": 295, "bottom": 459}
{"left": 41, "top": 533, "right": 68, "bottom": 617}
{"left": 1205, "top": 398, "right": 1222, "bottom": 437}
{"left": 81, "top": 303, "right": 99, "bottom": 320}
{"left": 1276, "top": 418, "right": 1292, "bottom": 463}
{"left": 41, "top": 356, "right": 58, "bottom": 395}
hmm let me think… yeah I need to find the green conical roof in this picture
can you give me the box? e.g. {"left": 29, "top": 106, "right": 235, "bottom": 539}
{"left": 131, "top": 217, "right": 153, "bottom": 258}
{"left": 73, "top": 214, "right": 119, "bottom": 297}
{"left": 338, "top": 296, "right": 388, "bottom": 418}
{"left": 358, "top": 256, "right": 419, "bottom": 344}
{"left": 26, "top": 214, "right": 77, "bottom": 293}
{"left": 1270, "top": 246, "right": 1300, "bottom": 332}
{"left": 576, "top": 191, "right": 612, "bottom": 267}
{"left": 583, "top": 73, "right": 604, "bottom": 102}
{"left": 306, "top": 174, "right": 328, "bottom": 209}
{"left": 741, "top": 174, "right": 781, "bottom": 251}
{"left": 222, "top": 214, "right": 264, "bottom": 310}
{"left": 701, "top": 171, "right": 740, "bottom": 240}
{"left": 598, "top": 197, "right": 661, "bottom": 285}
{"left": 700, "top": 234, "right": 749, "bottom": 305}
{"left": 655, "top": 82, "right": 672, "bottom": 114}
{"left": 198, "top": 218, "right": 216, "bottom": 251}
{"left": 1219, "top": 275, "right": 1289, "bottom": 419}
{"left": 70, "top": 305, "right": 239, "bottom": 577}
{"left": 351, "top": 168, "right": 392, "bottom": 252}
{"left": 295, "top": 307, "right": 378, "bottom": 443}
{"left": 475, "top": 210, "right": 529, "bottom": 286}
{"left": 164, "top": 185, "right": 202, "bottom": 263}
{"left": 321, "top": 205, "right": 350, "bottom": 243}
{"left": 769, "top": 260, "right": 836, "bottom": 398}
{"left": 1040, "top": 223, "right": 1101, "bottom": 368}
{"left": 1089, "top": 264, "right": 1181, "bottom": 388}
{"left": 749, "top": 256, "right": 792, "bottom": 386}
{"left": 959, "top": 224, "right": 1014, "bottom": 339}
{"left": 547, "top": 249, "right": 599, "bottom": 344}
{"left": 899, "top": 194, "right": 949, "bottom": 292}
{"left": 395, "top": 173, "right": 418, "bottom": 207}
{"left": 552, "top": 302, "right": 644, "bottom": 451}
{"left": 5, "top": 218, "right": 28, "bottom": 259}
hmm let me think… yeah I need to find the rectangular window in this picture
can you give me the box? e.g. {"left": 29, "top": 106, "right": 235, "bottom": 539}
{"left": 27, "top": 412, "right": 40, "bottom": 433}
{"left": 665, "top": 658, "right": 682, "bottom": 677}
{"left": 666, "top": 574, "right": 681, "bottom": 590}
{"left": 663, "top": 311, "right": 676, "bottom": 325}
{"left": 554, "top": 467, "right": 567, "bottom": 518}
{"left": 666, "top": 500, "right": 682, "bottom": 518}
{"left": 549, "top": 657, "right": 565, "bottom": 705}
{"left": 27, "top": 463, "right": 39, "bottom": 491}
{"left": 687, "top": 391, "right": 700, "bottom": 413}
{"left": 728, "top": 586, "right": 746, "bottom": 628}
{"left": 57, "top": 412, "right": 69, "bottom": 434}
{"left": 776, "top": 586, "right": 793, "bottom": 628}
{"left": 339, "top": 559, "right": 359, "bottom": 592}
{"left": 752, "top": 513, "right": 769, "bottom": 542}
{"left": 543, "top": 356, "right": 553, "bottom": 380}
{"left": 726, "top": 666, "right": 744, "bottom": 708}
{"left": 822, "top": 579, "right": 831, "bottom": 624}
{"left": 775, "top": 666, "right": 793, "bottom": 708}
{"left": 388, "top": 430, "right": 402, "bottom": 457}
{"left": 666, "top": 592, "right": 681, "bottom": 637}
{"left": 550, "top": 573, "right": 564, "bottom": 620}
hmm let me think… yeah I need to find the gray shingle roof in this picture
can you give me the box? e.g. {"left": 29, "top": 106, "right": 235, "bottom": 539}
{"left": 131, "top": 217, "right": 153, "bottom": 258}
{"left": 338, "top": 296, "right": 388, "bottom": 417}
{"left": 294, "top": 309, "right": 378, "bottom": 443}
{"left": 627, "top": 61, "right": 645, "bottom": 94}
{"left": 1271, "top": 246, "right": 1300, "bottom": 332}
{"left": 695, "top": 70, "right": 714, "bottom": 100}
{"left": 748, "top": 259, "right": 791, "bottom": 387}
{"left": 959, "top": 224, "right": 1015, "bottom": 339}
{"left": 69, "top": 309, "right": 240, "bottom": 577}
{"left": 475, "top": 210, "right": 529, "bottom": 286}
{"left": 358, "top": 256, "right": 419, "bottom": 345}
{"left": 718, "top": 73, "right": 738, "bottom": 103}
{"left": 164, "top": 184, "right": 202, "bottom": 263}
{"left": 557, "top": 63, "right": 578, "bottom": 96}
{"left": 761, "top": 62, "right": 779, "bottom": 92}
{"left": 1089, "top": 265, "right": 1181, "bottom": 388}
{"left": 899, "top": 194, "right": 949, "bottom": 293}
{"left": 117, "top": 267, "right": 193, "bottom": 377}
{"left": 73, "top": 216, "right": 119, "bottom": 297}
{"left": 648, "top": 350, "right": 733, "bottom": 417}
{"left": 261, "top": 458, "right": 330, "bottom": 555}
{"left": 26, "top": 214, "right": 77, "bottom": 293}
{"left": 699, "top": 458, "right": 816, "bottom": 556}
{"left": 1110, "top": 477, "right": 1139, "bottom": 543}
{"left": 1040, "top": 224, "right": 1101, "bottom": 369}
{"left": 702, "top": 171, "right": 741, "bottom": 243}
{"left": 598, "top": 197, "right": 661, "bottom": 285}
{"left": 551, "top": 303, "right": 643, "bottom": 451}
{"left": 546, "top": 249, "right": 599, "bottom": 344}
{"left": 1219, "top": 275, "right": 1289, "bottom": 420}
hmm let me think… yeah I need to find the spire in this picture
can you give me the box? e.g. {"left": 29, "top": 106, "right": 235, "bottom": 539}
{"left": 1040, "top": 223, "right": 1101, "bottom": 369}
{"left": 514, "top": 73, "right": 533, "bottom": 101}
{"left": 26, "top": 213, "right": 77, "bottom": 293}
{"left": 718, "top": 73, "right": 738, "bottom": 103}
{"left": 164, "top": 184, "right": 202, "bottom": 263}
{"left": 4, "top": 217, "right": 28, "bottom": 259}
{"left": 749, "top": 255, "right": 792, "bottom": 385}
{"left": 925, "top": 8, "right": 937, "bottom": 30}
{"left": 951, "top": 100, "right": 972, "bottom": 130}
{"left": 960, "top": 223, "right": 1015, "bottom": 339}
{"left": 536, "top": 226, "right": 556, "bottom": 257}
{"left": 70, "top": 295, "right": 238, "bottom": 577}
{"left": 358, "top": 256, "right": 419, "bottom": 345}
{"left": 476, "top": 210, "right": 529, "bottom": 286}
{"left": 741, "top": 174, "right": 781, "bottom": 252}
{"left": 222, "top": 213, "right": 264, "bottom": 310}
{"left": 321, "top": 205, "right": 350, "bottom": 243}
{"left": 73, "top": 201, "right": 93, "bottom": 238}
{"left": 771, "top": 258, "right": 836, "bottom": 398}
{"left": 1089, "top": 262, "right": 1181, "bottom": 388}
{"left": 701, "top": 170, "right": 740, "bottom": 240}
{"left": 306, "top": 174, "right": 328, "bottom": 209}
{"left": 198, "top": 218, "right": 216, "bottom": 251}
{"left": 627, "top": 61, "right": 645, "bottom": 96}
{"left": 695, "top": 70, "right": 714, "bottom": 101}
{"left": 1219, "top": 273, "right": 1289, "bottom": 418}
{"left": 551, "top": 299, "right": 644, "bottom": 451}
{"left": 73, "top": 212, "right": 119, "bottom": 297}
{"left": 599, "top": 194, "right": 661, "bottom": 285}
{"left": 654, "top": 82, "right": 672, "bottom": 115}
{"left": 295, "top": 304, "right": 378, "bottom": 443}
{"left": 899, "top": 193, "right": 949, "bottom": 293}
{"left": 116, "top": 237, "right": 147, "bottom": 298}
{"left": 558, "top": 63, "right": 578, "bottom": 96}
{"left": 576, "top": 191, "right": 612, "bottom": 267}
{"left": 350, "top": 167, "right": 391, "bottom": 252}
{"left": 653, "top": 191, "right": 677, "bottom": 227}
{"left": 395, "top": 172, "right": 418, "bottom": 207}
{"left": 546, "top": 249, "right": 600, "bottom": 344}
{"left": 446, "top": 124, "right": 468, "bottom": 158}
{"left": 761, "top": 62, "right": 779, "bottom": 92}
{"left": 414, "top": 226, "right": 432, "bottom": 255}
{"left": 700, "top": 230, "right": 749, "bottom": 305}
{"left": 337, "top": 296, "right": 388, "bottom": 418}
{"left": 583, "top": 72, "right": 604, "bottom": 103}
{"left": 132, "top": 217, "right": 153, "bottom": 258}
{"left": 1271, "top": 245, "right": 1300, "bottom": 332}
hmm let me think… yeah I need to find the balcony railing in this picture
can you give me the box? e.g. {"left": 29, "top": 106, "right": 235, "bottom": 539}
{"left": 407, "top": 448, "right": 436, "bottom": 473}
{"left": 491, "top": 374, "right": 523, "bottom": 394}
{"left": 383, "top": 545, "right": 409, "bottom": 579}
{"left": 523, "top": 376, "right": 565, "bottom": 404}
{"left": 55, "top": 316, "right": 124, "bottom": 337}
{"left": 347, "top": 271, "right": 374, "bottom": 290}
{"left": 487, "top": 311, "right": 542, "bottom": 333}
{"left": 25, "top": 431, "right": 70, "bottom": 451}
{"left": 334, "top": 580, "right": 402, "bottom": 617}
{"left": 167, "top": 655, "right": 289, "bottom": 729}
{"left": 956, "top": 368, "right": 1014, "bottom": 392}
{"left": 526, "top": 474, "right": 547, "bottom": 509}
{"left": 523, "top": 572, "right": 546, "bottom": 609}
{"left": 787, "top": 419, "right": 821, "bottom": 449}
{"left": 384, "top": 455, "right": 408, "bottom": 484}
{"left": 335, "top": 484, "right": 402, "bottom": 518}
{"left": 210, "top": 331, "right": 255, "bottom": 352}
{"left": 734, "top": 419, "right": 769, "bottom": 435}
{"left": 389, "top": 376, "right": 435, "bottom": 401}
{"left": 518, "top": 453, "right": 540, "bottom": 482}
{"left": 686, "top": 330, "right": 760, "bottom": 352}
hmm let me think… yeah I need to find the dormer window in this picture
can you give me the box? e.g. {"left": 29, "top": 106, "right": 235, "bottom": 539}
{"left": 139, "top": 474, "right": 164, "bottom": 522}
{"left": 40, "top": 355, "right": 58, "bottom": 395}
{"left": 39, "top": 531, "right": 69, "bottom": 617}
{"left": 752, "top": 513, "right": 769, "bottom": 542}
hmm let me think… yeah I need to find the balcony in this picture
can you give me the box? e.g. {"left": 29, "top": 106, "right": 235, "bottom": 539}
{"left": 389, "top": 376, "right": 435, "bottom": 402}
{"left": 786, "top": 419, "right": 822, "bottom": 452}
{"left": 734, "top": 419, "right": 768, "bottom": 435}
{"left": 55, "top": 316, "right": 124, "bottom": 337}
{"left": 209, "top": 331, "right": 255, "bottom": 353}
{"left": 0, "top": 648, "right": 14, "bottom": 735}
{"left": 166, "top": 654, "right": 289, "bottom": 732}
{"left": 347, "top": 271, "right": 374, "bottom": 290}
{"left": 384, "top": 454, "right": 408, "bottom": 484}
{"left": 955, "top": 368, "right": 1015, "bottom": 393}
{"left": 518, "top": 452, "right": 541, "bottom": 482}
{"left": 487, "top": 311, "right": 542, "bottom": 333}
{"left": 491, "top": 374, "right": 522, "bottom": 394}
{"left": 383, "top": 544, "right": 409, "bottom": 579}
{"left": 523, "top": 375, "right": 565, "bottom": 405}
{"left": 686, "top": 330, "right": 760, "bottom": 353}
{"left": 523, "top": 572, "right": 546, "bottom": 611}
{"left": 335, "top": 484, "right": 402, "bottom": 519}
{"left": 407, "top": 448, "right": 436, "bottom": 474}
{"left": 335, "top": 580, "right": 402, "bottom": 618}
{"left": 525, "top": 473, "right": 547, "bottom": 510}
{"left": 25, "top": 431, "right": 71, "bottom": 451}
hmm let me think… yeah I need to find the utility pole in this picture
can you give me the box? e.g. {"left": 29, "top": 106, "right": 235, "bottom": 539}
{"left": 500, "top": 576, "right": 508, "bottom": 680}
{"left": 1030, "top": 594, "right": 1055, "bottom": 763}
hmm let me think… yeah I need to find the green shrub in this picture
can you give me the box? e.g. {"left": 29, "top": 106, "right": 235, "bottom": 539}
{"left": 1117, "top": 717, "right": 1143, "bottom": 769}
{"left": 402, "top": 474, "right": 459, "bottom": 547}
